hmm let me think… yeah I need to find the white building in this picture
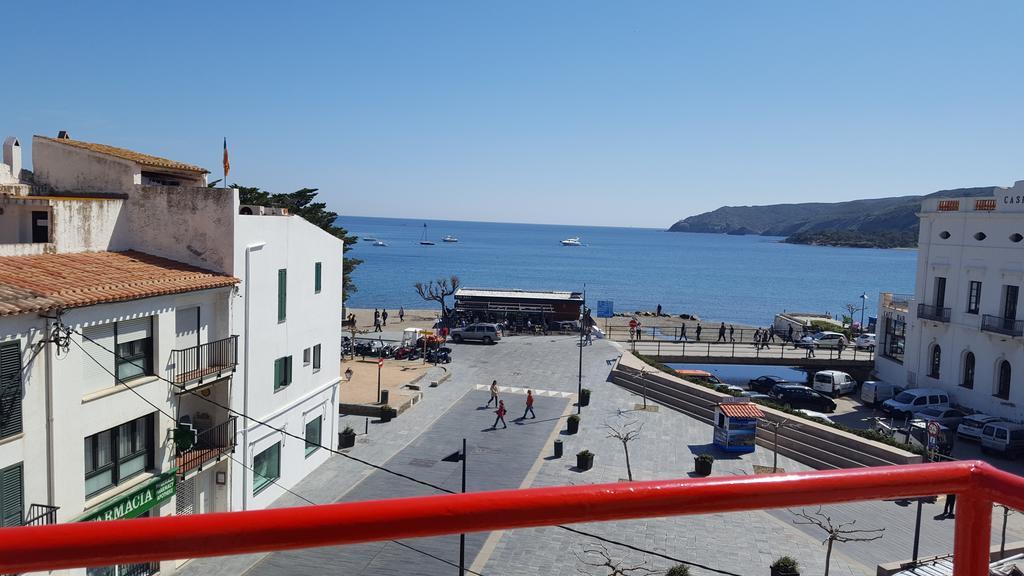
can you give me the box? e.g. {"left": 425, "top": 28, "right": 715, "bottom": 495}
{"left": 876, "top": 183, "right": 1024, "bottom": 422}
{"left": 0, "top": 132, "right": 343, "bottom": 573}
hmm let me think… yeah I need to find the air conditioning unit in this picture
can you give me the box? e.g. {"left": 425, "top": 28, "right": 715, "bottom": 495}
{"left": 239, "top": 205, "right": 289, "bottom": 216}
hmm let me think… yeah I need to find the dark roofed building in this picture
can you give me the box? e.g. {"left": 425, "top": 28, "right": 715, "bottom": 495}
{"left": 454, "top": 287, "right": 584, "bottom": 327}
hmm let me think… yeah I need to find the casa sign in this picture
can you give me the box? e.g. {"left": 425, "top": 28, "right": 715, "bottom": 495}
{"left": 78, "top": 469, "right": 178, "bottom": 522}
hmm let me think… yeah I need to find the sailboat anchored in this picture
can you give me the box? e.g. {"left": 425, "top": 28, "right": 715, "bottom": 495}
{"left": 419, "top": 223, "right": 435, "bottom": 245}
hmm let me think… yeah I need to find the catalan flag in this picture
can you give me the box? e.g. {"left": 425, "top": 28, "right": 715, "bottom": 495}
{"left": 222, "top": 137, "right": 230, "bottom": 181}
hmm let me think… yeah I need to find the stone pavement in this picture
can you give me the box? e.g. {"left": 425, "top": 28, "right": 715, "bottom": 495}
{"left": 181, "top": 336, "right": 1024, "bottom": 576}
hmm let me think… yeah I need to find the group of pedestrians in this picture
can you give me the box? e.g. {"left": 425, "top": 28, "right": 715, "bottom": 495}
{"left": 485, "top": 380, "right": 535, "bottom": 429}
{"left": 752, "top": 326, "right": 776, "bottom": 350}
{"left": 371, "top": 307, "right": 406, "bottom": 332}
{"left": 714, "top": 322, "right": 735, "bottom": 343}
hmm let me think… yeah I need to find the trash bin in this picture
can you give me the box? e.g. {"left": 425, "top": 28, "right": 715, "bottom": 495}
{"left": 554, "top": 439, "right": 563, "bottom": 458}
{"left": 379, "top": 389, "right": 390, "bottom": 405}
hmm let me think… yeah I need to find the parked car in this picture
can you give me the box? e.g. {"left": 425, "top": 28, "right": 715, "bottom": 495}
{"left": 740, "top": 391, "right": 772, "bottom": 401}
{"left": 723, "top": 384, "right": 745, "bottom": 395}
{"left": 769, "top": 384, "right": 837, "bottom": 413}
{"left": 449, "top": 323, "right": 503, "bottom": 344}
{"left": 748, "top": 375, "right": 789, "bottom": 393}
{"left": 882, "top": 388, "right": 951, "bottom": 417}
{"left": 957, "top": 414, "right": 1004, "bottom": 441}
{"left": 861, "top": 381, "right": 898, "bottom": 406}
{"left": 812, "top": 331, "right": 848, "bottom": 349}
{"left": 980, "top": 422, "right": 1024, "bottom": 457}
{"left": 675, "top": 369, "right": 723, "bottom": 386}
{"left": 794, "top": 335, "right": 818, "bottom": 349}
{"left": 547, "top": 320, "right": 580, "bottom": 333}
{"left": 795, "top": 409, "right": 834, "bottom": 423}
{"left": 915, "top": 407, "right": 967, "bottom": 430}
{"left": 812, "top": 370, "right": 857, "bottom": 397}
{"left": 854, "top": 333, "right": 876, "bottom": 351}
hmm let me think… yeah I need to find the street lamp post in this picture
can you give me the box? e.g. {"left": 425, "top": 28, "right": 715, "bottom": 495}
{"left": 859, "top": 292, "right": 868, "bottom": 334}
{"left": 578, "top": 294, "right": 586, "bottom": 416}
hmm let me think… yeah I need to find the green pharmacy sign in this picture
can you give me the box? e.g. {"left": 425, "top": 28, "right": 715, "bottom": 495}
{"left": 79, "top": 470, "right": 178, "bottom": 522}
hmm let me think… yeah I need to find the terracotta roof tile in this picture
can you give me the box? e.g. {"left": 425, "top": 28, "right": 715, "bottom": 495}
{"left": 0, "top": 251, "right": 238, "bottom": 316}
{"left": 36, "top": 136, "right": 209, "bottom": 174}
{"left": 718, "top": 402, "right": 765, "bottom": 419}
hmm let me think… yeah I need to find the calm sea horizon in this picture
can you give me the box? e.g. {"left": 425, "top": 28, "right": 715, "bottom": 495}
{"left": 338, "top": 215, "right": 917, "bottom": 327}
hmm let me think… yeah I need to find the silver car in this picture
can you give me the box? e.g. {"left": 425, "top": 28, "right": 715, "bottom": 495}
{"left": 449, "top": 323, "right": 503, "bottom": 344}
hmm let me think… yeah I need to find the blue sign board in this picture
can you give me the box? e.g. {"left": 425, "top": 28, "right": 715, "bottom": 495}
{"left": 596, "top": 300, "right": 614, "bottom": 318}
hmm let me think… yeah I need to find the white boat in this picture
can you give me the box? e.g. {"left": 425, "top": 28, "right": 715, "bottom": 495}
{"left": 419, "top": 223, "right": 435, "bottom": 245}
{"left": 560, "top": 237, "right": 582, "bottom": 246}
{"left": 442, "top": 235, "right": 458, "bottom": 243}
{"left": 372, "top": 240, "right": 388, "bottom": 247}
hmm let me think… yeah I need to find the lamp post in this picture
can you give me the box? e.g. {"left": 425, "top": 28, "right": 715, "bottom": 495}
{"left": 578, "top": 294, "right": 586, "bottom": 416}
{"left": 859, "top": 292, "right": 869, "bottom": 334}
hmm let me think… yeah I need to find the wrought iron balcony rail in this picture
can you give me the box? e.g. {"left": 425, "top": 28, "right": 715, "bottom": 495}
{"left": 21, "top": 504, "right": 58, "bottom": 527}
{"left": 175, "top": 416, "right": 237, "bottom": 476}
{"left": 981, "top": 315, "right": 1024, "bottom": 337}
{"left": 917, "top": 303, "right": 951, "bottom": 322}
{"left": 169, "top": 335, "right": 238, "bottom": 386}
{"left": 0, "top": 461, "right": 1019, "bottom": 575}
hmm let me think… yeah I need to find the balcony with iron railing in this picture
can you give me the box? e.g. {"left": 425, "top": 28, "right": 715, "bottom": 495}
{"left": 981, "top": 315, "right": 1024, "bottom": 337}
{"left": 169, "top": 335, "right": 238, "bottom": 388}
{"left": 0, "top": 461, "right": 1021, "bottom": 575}
{"left": 21, "top": 504, "right": 58, "bottom": 527}
{"left": 918, "top": 303, "right": 951, "bottom": 323}
{"left": 175, "top": 416, "right": 237, "bottom": 477}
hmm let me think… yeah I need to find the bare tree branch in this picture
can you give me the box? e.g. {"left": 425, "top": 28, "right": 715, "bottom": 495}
{"left": 789, "top": 507, "right": 884, "bottom": 576}
{"left": 574, "top": 543, "right": 660, "bottom": 576}
{"left": 413, "top": 276, "right": 460, "bottom": 323}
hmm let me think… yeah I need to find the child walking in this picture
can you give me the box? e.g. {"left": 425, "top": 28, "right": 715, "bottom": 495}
{"left": 493, "top": 400, "right": 508, "bottom": 429}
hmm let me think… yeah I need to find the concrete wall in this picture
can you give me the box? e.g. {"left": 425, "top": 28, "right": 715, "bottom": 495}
{"left": 230, "top": 214, "right": 343, "bottom": 511}
{"left": 113, "top": 186, "right": 237, "bottom": 273}
{"left": 51, "top": 198, "right": 123, "bottom": 252}
{"left": 33, "top": 136, "right": 138, "bottom": 193}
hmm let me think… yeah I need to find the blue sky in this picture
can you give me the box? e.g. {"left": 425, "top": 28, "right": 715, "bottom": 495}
{"left": 5, "top": 2, "right": 1023, "bottom": 227}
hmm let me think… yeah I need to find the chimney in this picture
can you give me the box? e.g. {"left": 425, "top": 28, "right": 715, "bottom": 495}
{"left": 2, "top": 137, "right": 21, "bottom": 179}
{"left": 57, "top": 130, "right": 70, "bottom": 139}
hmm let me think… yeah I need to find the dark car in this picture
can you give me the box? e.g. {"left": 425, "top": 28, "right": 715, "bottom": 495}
{"left": 769, "top": 384, "right": 837, "bottom": 413}
{"left": 748, "top": 375, "right": 789, "bottom": 393}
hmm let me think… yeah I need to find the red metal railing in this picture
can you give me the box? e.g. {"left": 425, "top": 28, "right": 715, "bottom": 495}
{"left": 0, "top": 461, "right": 1021, "bottom": 575}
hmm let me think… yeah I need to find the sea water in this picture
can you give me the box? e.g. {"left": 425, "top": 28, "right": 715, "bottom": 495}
{"left": 339, "top": 216, "right": 917, "bottom": 326}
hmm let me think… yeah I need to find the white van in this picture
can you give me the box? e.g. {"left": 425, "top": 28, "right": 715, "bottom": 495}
{"left": 980, "top": 422, "right": 1024, "bottom": 457}
{"left": 882, "top": 388, "right": 950, "bottom": 416}
{"left": 812, "top": 370, "right": 857, "bottom": 397}
{"left": 861, "top": 381, "right": 897, "bottom": 406}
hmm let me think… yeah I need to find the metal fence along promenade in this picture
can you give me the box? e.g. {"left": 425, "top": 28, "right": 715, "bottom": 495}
{"left": 624, "top": 337, "right": 876, "bottom": 364}
{"left": 0, "top": 461, "right": 1021, "bottom": 575}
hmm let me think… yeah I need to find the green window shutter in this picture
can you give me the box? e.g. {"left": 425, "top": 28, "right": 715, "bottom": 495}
{"left": 273, "top": 358, "right": 283, "bottom": 391}
{"left": 286, "top": 356, "right": 293, "bottom": 385}
{"left": 314, "top": 262, "right": 322, "bottom": 294}
{"left": 0, "top": 342, "right": 23, "bottom": 439}
{"left": 313, "top": 344, "right": 321, "bottom": 370}
{"left": 0, "top": 463, "right": 23, "bottom": 527}
{"left": 277, "top": 269, "right": 287, "bottom": 322}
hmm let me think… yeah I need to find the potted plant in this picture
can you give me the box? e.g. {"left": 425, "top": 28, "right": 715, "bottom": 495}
{"left": 567, "top": 414, "right": 581, "bottom": 434}
{"left": 380, "top": 405, "right": 396, "bottom": 422}
{"left": 576, "top": 449, "right": 594, "bottom": 471}
{"left": 694, "top": 453, "right": 714, "bottom": 476}
{"left": 770, "top": 556, "right": 799, "bottom": 576}
{"left": 579, "top": 388, "right": 591, "bottom": 407}
{"left": 338, "top": 426, "right": 356, "bottom": 449}
{"left": 666, "top": 566, "right": 691, "bottom": 576}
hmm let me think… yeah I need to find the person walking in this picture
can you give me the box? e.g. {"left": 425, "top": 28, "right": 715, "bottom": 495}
{"left": 806, "top": 341, "right": 816, "bottom": 358}
{"left": 761, "top": 329, "right": 770, "bottom": 350}
{"left": 753, "top": 328, "right": 762, "bottom": 349}
{"left": 787, "top": 324, "right": 794, "bottom": 343}
{"left": 717, "top": 322, "right": 727, "bottom": 343}
{"left": 492, "top": 400, "right": 508, "bottom": 429}
{"left": 399, "top": 306, "right": 405, "bottom": 323}
{"left": 679, "top": 323, "right": 688, "bottom": 342}
{"left": 837, "top": 338, "right": 845, "bottom": 359}
{"left": 768, "top": 326, "right": 776, "bottom": 342}
{"left": 729, "top": 325, "right": 735, "bottom": 342}
{"left": 522, "top": 390, "right": 536, "bottom": 419}
{"left": 374, "top": 308, "right": 380, "bottom": 325}
{"left": 373, "top": 316, "right": 382, "bottom": 332}
{"left": 486, "top": 380, "right": 499, "bottom": 407}
{"left": 584, "top": 325, "right": 593, "bottom": 346}
{"left": 942, "top": 493, "right": 957, "bottom": 518}
{"left": 656, "top": 304, "right": 662, "bottom": 317}
{"left": 381, "top": 309, "right": 389, "bottom": 327}
{"left": 695, "top": 323, "right": 702, "bottom": 341}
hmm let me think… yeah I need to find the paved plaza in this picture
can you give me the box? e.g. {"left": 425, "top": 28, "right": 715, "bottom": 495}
{"left": 182, "top": 336, "right": 1024, "bottom": 576}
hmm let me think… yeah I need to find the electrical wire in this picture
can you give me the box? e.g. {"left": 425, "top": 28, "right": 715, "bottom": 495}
{"left": 72, "top": 326, "right": 742, "bottom": 576}
{"left": 71, "top": 336, "right": 488, "bottom": 576}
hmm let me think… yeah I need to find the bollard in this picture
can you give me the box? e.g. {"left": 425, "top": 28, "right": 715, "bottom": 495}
{"left": 554, "top": 439, "right": 563, "bottom": 459}
{"left": 365, "top": 417, "right": 369, "bottom": 435}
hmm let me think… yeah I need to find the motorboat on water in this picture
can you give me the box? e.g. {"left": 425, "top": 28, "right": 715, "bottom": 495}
{"left": 363, "top": 237, "right": 378, "bottom": 242}
{"left": 372, "top": 240, "right": 388, "bottom": 247}
{"left": 442, "top": 235, "right": 459, "bottom": 243}
{"left": 419, "top": 223, "right": 435, "bottom": 245}
{"left": 560, "top": 237, "right": 582, "bottom": 246}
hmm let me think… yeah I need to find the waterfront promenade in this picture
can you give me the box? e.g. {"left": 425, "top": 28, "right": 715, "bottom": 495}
{"left": 181, "top": 336, "right": 1023, "bottom": 576}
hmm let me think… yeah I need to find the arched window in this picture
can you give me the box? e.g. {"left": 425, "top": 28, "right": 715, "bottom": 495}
{"left": 961, "top": 352, "right": 975, "bottom": 389}
{"left": 929, "top": 345, "right": 941, "bottom": 378}
{"left": 997, "top": 360, "right": 1011, "bottom": 400}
